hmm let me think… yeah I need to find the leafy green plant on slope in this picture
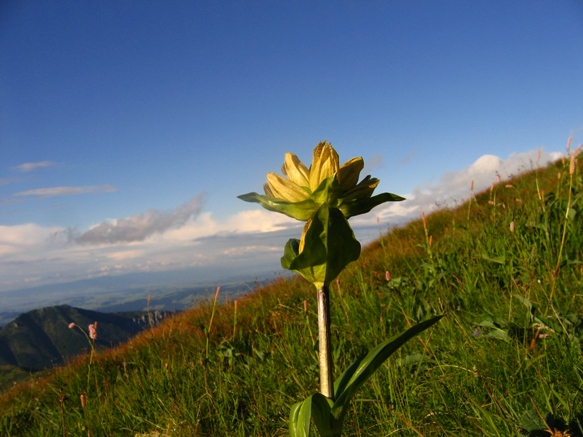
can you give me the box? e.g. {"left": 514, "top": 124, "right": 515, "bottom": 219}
{"left": 1, "top": 140, "right": 582, "bottom": 436}
{"left": 239, "top": 141, "right": 441, "bottom": 436}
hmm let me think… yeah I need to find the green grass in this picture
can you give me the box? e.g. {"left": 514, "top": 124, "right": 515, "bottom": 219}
{"left": 1, "top": 152, "right": 582, "bottom": 436}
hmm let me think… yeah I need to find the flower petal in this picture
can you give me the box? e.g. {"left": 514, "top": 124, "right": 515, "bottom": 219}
{"left": 342, "top": 175, "right": 379, "bottom": 199}
{"left": 282, "top": 153, "right": 310, "bottom": 187}
{"left": 309, "top": 142, "right": 339, "bottom": 191}
{"left": 337, "top": 192, "right": 405, "bottom": 218}
{"left": 266, "top": 173, "right": 311, "bottom": 202}
{"left": 298, "top": 219, "right": 311, "bottom": 253}
{"left": 338, "top": 157, "right": 364, "bottom": 191}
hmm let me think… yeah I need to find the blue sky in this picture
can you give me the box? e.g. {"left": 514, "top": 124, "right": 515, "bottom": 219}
{"left": 0, "top": 1, "right": 582, "bottom": 294}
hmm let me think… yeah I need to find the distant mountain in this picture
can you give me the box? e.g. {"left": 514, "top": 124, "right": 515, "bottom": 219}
{"left": 0, "top": 305, "right": 175, "bottom": 375}
{"left": 0, "top": 269, "right": 283, "bottom": 327}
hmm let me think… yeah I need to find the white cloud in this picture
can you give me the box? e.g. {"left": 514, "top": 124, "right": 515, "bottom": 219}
{"left": 107, "top": 250, "right": 145, "bottom": 261}
{"left": 14, "top": 185, "right": 117, "bottom": 198}
{"left": 161, "top": 209, "right": 299, "bottom": 242}
{"left": 370, "top": 148, "right": 562, "bottom": 226}
{"left": 12, "top": 161, "right": 56, "bottom": 172}
{"left": 0, "top": 223, "right": 61, "bottom": 248}
{"left": 0, "top": 148, "right": 565, "bottom": 294}
{"left": 74, "top": 194, "right": 205, "bottom": 245}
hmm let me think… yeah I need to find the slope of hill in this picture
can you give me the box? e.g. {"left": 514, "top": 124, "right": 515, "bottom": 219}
{"left": 0, "top": 154, "right": 581, "bottom": 436}
{"left": 0, "top": 305, "right": 175, "bottom": 390}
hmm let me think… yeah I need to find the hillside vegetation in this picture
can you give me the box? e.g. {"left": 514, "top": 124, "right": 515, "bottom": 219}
{"left": 0, "top": 305, "right": 175, "bottom": 391}
{"left": 1, "top": 152, "right": 582, "bottom": 436}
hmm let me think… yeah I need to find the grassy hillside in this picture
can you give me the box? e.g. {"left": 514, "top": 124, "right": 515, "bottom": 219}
{"left": 0, "top": 305, "right": 176, "bottom": 391}
{"left": 1, "top": 152, "right": 582, "bottom": 436}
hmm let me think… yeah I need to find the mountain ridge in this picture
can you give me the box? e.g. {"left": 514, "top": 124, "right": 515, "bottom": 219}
{"left": 0, "top": 304, "right": 176, "bottom": 390}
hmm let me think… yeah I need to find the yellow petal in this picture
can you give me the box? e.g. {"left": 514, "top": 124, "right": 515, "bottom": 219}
{"left": 342, "top": 176, "right": 379, "bottom": 199}
{"left": 282, "top": 153, "right": 310, "bottom": 187}
{"left": 263, "top": 183, "right": 275, "bottom": 198}
{"left": 298, "top": 220, "right": 311, "bottom": 253}
{"left": 309, "top": 141, "right": 339, "bottom": 191}
{"left": 266, "top": 173, "right": 310, "bottom": 202}
{"left": 338, "top": 157, "right": 364, "bottom": 191}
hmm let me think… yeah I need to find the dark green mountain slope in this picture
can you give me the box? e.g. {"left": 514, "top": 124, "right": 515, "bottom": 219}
{"left": 0, "top": 305, "right": 175, "bottom": 371}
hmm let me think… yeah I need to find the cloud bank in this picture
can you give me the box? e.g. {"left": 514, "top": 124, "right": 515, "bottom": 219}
{"left": 74, "top": 194, "right": 206, "bottom": 245}
{"left": 369, "top": 149, "right": 563, "bottom": 225}
{"left": 0, "top": 148, "right": 566, "bottom": 293}
{"left": 14, "top": 185, "right": 117, "bottom": 198}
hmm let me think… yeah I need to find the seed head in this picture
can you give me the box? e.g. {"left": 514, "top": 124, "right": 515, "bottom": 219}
{"left": 570, "top": 145, "right": 581, "bottom": 176}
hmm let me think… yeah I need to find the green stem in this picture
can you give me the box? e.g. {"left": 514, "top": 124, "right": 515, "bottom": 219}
{"left": 551, "top": 153, "right": 576, "bottom": 299}
{"left": 206, "top": 286, "right": 221, "bottom": 360}
{"left": 317, "top": 284, "right": 334, "bottom": 399}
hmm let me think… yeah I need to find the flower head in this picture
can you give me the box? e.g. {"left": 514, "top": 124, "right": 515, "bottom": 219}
{"left": 239, "top": 141, "right": 405, "bottom": 288}
{"left": 68, "top": 322, "right": 76, "bottom": 329}
{"left": 88, "top": 322, "right": 98, "bottom": 341}
{"left": 239, "top": 141, "right": 403, "bottom": 222}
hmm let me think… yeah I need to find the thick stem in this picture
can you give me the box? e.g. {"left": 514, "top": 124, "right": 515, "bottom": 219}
{"left": 317, "top": 284, "right": 334, "bottom": 399}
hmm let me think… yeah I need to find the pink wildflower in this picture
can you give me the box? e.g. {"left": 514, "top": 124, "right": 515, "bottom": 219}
{"left": 68, "top": 323, "right": 76, "bottom": 329}
{"left": 88, "top": 322, "right": 98, "bottom": 341}
{"left": 385, "top": 270, "right": 391, "bottom": 282}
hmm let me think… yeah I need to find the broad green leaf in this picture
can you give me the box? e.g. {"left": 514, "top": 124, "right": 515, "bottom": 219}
{"left": 281, "top": 205, "right": 361, "bottom": 287}
{"left": 310, "top": 393, "right": 343, "bottom": 437}
{"left": 289, "top": 398, "right": 312, "bottom": 437}
{"left": 337, "top": 192, "right": 405, "bottom": 218}
{"left": 310, "top": 176, "right": 342, "bottom": 206}
{"left": 281, "top": 236, "right": 327, "bottom": 286}
{"left": 333, "top": 355, "right": 365, "bottom": 403}
{"left": 332, "top": 315, "right": 442, "bottom": 419}
{"left": 237, "top": 192, "right": 318, "bottom": 221}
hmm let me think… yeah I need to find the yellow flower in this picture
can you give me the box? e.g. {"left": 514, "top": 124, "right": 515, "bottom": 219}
{"left": 263, "top": 141, "right": 372, "bottom": 202}
{"left": 239, "top": 141, "right": 404, "bottom": 222}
